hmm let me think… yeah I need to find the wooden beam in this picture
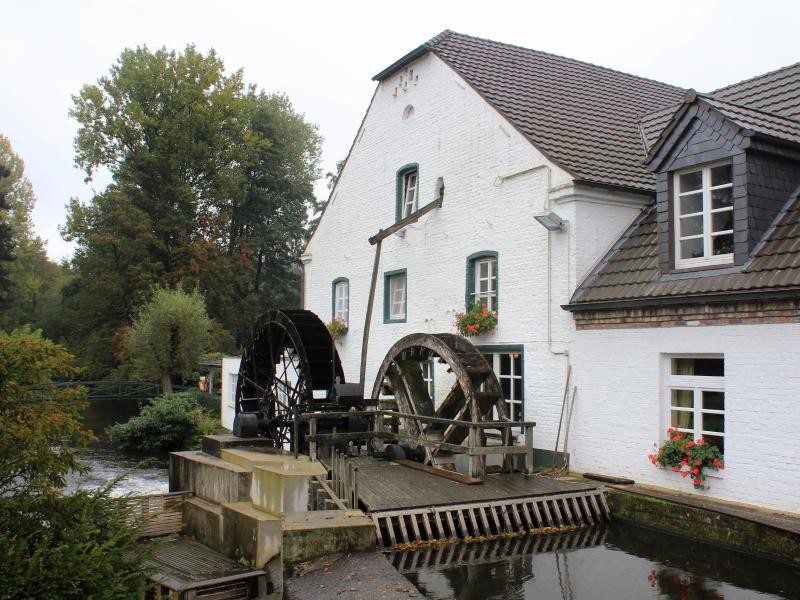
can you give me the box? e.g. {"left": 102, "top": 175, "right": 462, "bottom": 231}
{"left": 395, "top": 459, "right": 484, "bottom": 485}
{"left": 368, "top": 198, "right": 443, "bottom": 245}
{"left": 360, "top": 239, "right": 382, "bottom": 387}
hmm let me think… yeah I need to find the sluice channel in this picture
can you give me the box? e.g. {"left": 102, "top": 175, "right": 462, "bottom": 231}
{"left": 391, "top": 522, "right": 800, "bottom": 600}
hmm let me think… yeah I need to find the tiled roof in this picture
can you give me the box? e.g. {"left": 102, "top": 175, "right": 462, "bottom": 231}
{"left": 569, "top": 189, "right": 800, "bottom": 307}
{"left": 381, "top": 30, "right": 686, "bottom": 191}
{"left": 713, "top": 63, "right": 800, "bottom": 120}
{"left": 703, "top": 96, "right": 800, "bottom": 147}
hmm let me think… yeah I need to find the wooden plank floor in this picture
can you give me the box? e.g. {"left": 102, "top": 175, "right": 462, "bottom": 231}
{"left": 351, "top": 457, "right": 600, "bottom": 512}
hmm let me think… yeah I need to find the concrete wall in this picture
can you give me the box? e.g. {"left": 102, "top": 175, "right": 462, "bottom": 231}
{"left": 303, "top": 53, "right": 648, "bottom": 456}
{"left": 221, "top": 355, "right": 241, "bottom": 431}
{"left": 571, "top": 322, "right": 800, "bottom": 513}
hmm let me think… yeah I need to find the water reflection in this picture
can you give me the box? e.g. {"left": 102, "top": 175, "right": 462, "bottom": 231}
{"left": 392, "top": 523, "right": 800, "bottom": 600}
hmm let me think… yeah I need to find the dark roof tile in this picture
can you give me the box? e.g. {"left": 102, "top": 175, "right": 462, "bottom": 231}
{"left": 401, "top": 31, "right": 687, "bottom": 191}
{"left": 570, "top": 186, "right": 800, "bottom": 307}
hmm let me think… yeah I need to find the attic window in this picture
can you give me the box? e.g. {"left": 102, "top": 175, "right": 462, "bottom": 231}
{"left": 674, "top": 161, "right": 734, "bottom": 269}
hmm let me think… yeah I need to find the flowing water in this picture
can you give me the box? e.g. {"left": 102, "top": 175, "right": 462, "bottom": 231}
{"left": 391, "top": 523, "right": 800, "bottom": 600}
{"left": 63, "top": 397, "right": 169, "bottom": 496}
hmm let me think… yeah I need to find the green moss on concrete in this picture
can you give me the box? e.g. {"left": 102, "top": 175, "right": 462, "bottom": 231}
{"left": 608, "top": 489, "right": 800, "bottom": 566}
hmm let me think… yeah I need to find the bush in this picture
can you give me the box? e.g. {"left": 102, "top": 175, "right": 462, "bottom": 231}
{"left": 108, "top": 393, "right": 206, "bottom": 452}
{"left": 0, "top": 488, "right": 150, "bottom": 600}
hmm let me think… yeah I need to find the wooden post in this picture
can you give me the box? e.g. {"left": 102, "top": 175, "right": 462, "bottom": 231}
{"left": 360, "top": 239, "right": 382, "bottom": 388}
{"left": 309, "top": 416, "right": 317, "bottom": 460}
{"left": 468, "top": 426, "right": 480, "bottom": 479}
{"left": 353, "top": 466, "right": 359, "bottom": 510}
{"left": 525, "top": 425, "right": 534, "bottom": 476}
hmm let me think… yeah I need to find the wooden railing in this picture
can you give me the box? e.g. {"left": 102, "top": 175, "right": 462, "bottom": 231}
{"left": 126, "top": 491, "right": 191, "bottom": 538}
{"left": 299, "top": 409, "right": 536, "bottom": 479}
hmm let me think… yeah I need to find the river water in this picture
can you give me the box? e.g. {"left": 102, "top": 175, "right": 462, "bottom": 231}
{"left": 63, "top": 397, "right": 169, "bottom": 496}
{"left": 391, "top": 523, "right": 800, "bottom": 600}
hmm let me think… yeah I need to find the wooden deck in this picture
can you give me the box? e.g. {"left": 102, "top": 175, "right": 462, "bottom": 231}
{"left": 144, "top": 535, "right": 268, "bottom": 599}
{"left": 350, "top": 457, "right": 600, "bottom": 512}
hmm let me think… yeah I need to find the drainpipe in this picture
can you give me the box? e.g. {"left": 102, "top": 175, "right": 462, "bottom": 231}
{"left": 297, "top": 255, "right": 310, "bottom": 309}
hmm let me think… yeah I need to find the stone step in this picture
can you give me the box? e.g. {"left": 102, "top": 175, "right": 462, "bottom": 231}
{"left": 281, "top": 510, "right": 376, "bottom": 566}
{"left": 170, "top": 451, "right": 252, "bottom": 505}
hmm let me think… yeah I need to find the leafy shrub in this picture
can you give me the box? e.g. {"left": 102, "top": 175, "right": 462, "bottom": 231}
{"left": 108, "top": 393, "right": 205, "bottom": 452}
{"left": 0, "top": 488, "right": 150, "bottom": 599}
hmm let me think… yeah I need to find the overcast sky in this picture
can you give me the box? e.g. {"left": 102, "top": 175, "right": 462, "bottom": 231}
{"left": 2, "top": 0, "right": 799, "bottom": 261}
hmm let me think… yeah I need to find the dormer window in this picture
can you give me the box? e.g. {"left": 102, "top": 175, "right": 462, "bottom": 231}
{"left": 674, "top": 161, "right": 733, "bottom": 269}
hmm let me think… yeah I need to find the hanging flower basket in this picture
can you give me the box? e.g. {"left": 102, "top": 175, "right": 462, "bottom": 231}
{"left": 648, "top": 428, "right": 724, "bottom": 489}
{"left": 455, "top": 303, "right": 497, "bottom": 337}
{"left": 326, "top": 318, "right": 348, "bottom": 339}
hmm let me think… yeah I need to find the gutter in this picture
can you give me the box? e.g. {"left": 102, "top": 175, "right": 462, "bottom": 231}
{"left": 563, "top": 287, "right": 800, "bottom": 312}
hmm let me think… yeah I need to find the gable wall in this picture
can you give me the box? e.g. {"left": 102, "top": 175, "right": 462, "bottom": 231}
{"left": 303, "top": 54, "right": 645, "bottom": 454}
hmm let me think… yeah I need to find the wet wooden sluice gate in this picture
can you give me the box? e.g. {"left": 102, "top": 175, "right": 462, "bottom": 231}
{"left": 338, "top": 457, "right": 610, "bottom": 548}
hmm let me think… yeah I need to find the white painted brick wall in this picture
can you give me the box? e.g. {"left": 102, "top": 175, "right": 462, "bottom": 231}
{"left": 303, "top": 54, "right": 646, "bottom": 471}
{"left": 571, "top": 323, "right": 800, "bottom": 514}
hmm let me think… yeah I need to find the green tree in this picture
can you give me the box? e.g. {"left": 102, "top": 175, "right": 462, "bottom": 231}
{"left": 0, "top": 328, "right": 149, "bottom": 598}
{"left": 0, "top": 134, "right": 71, "bottom": 335}
{"left": 127, "top": 286, "right": 211, "bottom": 393}
{"left": 0, "top": 328, "right": 90, "bottom": 494}
{"left": 64, "top": 45, "right": 321, "bottom": 375}
{"left": 0, "top": 164, "right": 13, "bottom": 309}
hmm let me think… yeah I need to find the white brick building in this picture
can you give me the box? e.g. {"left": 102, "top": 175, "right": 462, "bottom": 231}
{"left": 302, "top": 31, "right": 800, "bottom": 514}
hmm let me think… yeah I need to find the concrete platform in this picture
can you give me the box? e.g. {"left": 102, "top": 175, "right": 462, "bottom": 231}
{"left": 202, "top": 433, "right": 276, "bottom": 458}
{"left": 281, "top": 511, "right": 376, "bottom": 565}
{"left": 170, "top": 451, "right": 252, "bottom": 504}
{"left": 285, "top": 551, "right": 420, "bottom": 600}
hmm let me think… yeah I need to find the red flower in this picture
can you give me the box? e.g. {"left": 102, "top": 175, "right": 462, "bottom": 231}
{"left": 693, "top": 478, "right": 702, "bottom": 486}
{"left": 674, "top": 434, "right": 683, "bottom": 441}
{"left": 667, "top": 427, "right": 675, "bottom": 434}
{"left": 693, "top": 460, "right": 701, "bottom": 467}
{"left": 681, "top": 458, "right": 688, "bottom": 466}
{"left": 681, "top": 471, "right": 689, "bottom": 478}
{"left": 691, "top": 467, "right": 700, "bottom": 475}
{"left": 686, "top": 441, "right": 695, "bottom": 448}
{"left": 673, "top": 466, "right": 681, "bottom": 472}
{"left": 696, "top": 438, "right": 704, "bottom": 445}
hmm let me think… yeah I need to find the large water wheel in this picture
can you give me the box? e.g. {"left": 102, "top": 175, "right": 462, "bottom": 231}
{"left": 371, "top": 333, "right": 512, "bottom": 476}
{"left": 234, "top": 309, "right": 345, "bottom": 448}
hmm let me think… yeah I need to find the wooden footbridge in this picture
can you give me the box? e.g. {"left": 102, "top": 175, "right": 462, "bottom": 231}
{"left": 317, "top": 451, "right": 610, "bottom": 548}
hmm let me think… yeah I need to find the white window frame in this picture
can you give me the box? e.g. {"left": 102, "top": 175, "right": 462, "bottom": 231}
{"left": 473, "top": 257, "right": 497, "bottom": 311}
{"left": 401, "top": 170, "right": 418, "bottom": 219}
{"left": 388, "top": 273, "right": 406, "bottom": 321}
{"left": 334, "top": 280, "right": 349, "bottom": 326}
{"left": 673, "top": 161, "right": 734, "bottom": 269}
{"left": 663, "top": 354, "right": 725, "bottom": 455}
{"left": 483, "top": 350, "right": 523, "bottom": 430}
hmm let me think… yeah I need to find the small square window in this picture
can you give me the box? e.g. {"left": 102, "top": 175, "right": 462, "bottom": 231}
{"left": 384, "top": 270, "right": 407, "bottom": 323}
{"left": 401, "top": 170, "right": 418, "bottom": 219}
{"left": 333, "top": 279, "right": 349, "bottom": 326}
{"left": 665, "top": 356, "right": 725, "bottom": 455}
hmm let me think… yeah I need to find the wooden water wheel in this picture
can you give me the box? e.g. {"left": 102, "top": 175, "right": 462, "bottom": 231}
{"left": 371, "top": 333, "right": 512, "bottom": 476}
{"left": 234, "top": 309, "right": 345, "bottom": 449}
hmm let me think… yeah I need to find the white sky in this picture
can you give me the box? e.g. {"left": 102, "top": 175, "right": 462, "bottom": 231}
{"left": 2, "top": 0, "right": 799, "bottom": 261}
